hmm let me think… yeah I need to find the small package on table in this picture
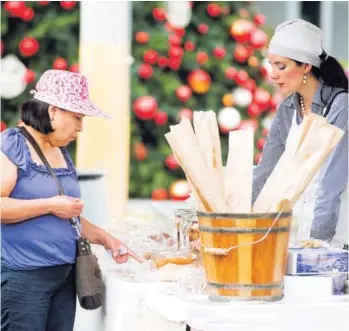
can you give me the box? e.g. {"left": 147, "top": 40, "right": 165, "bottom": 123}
{"left": 284, "top": 273, "right": 348, "bottom": 301}
{"left": 286, "top": 248, "right": 348, "bottom": 275}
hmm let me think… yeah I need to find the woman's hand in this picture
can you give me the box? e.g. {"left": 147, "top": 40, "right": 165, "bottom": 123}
{"left": 48, "top": 195, "right": 84, "bottom": 219}
{"left": 102, "top": 233, "right": 143, "bottom": 264}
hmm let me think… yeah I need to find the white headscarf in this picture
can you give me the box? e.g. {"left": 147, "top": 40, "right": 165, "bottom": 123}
{"left": 268, "top": 19, "right": 326, "bottom": 68}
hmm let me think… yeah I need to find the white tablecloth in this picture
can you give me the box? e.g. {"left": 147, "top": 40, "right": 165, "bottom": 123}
{"left": 141, "top": 291, "right": 349, "bottom": 331}
{"left": 75, "top": 265, "right": 349, "bottom": 331}
{"left": 74, "top": 260, "right": 176, "bottom": 331}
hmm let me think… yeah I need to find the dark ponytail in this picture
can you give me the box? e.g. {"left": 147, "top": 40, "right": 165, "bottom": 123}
{"left": 311, "top": 51, "right": 348, "bottom": 91}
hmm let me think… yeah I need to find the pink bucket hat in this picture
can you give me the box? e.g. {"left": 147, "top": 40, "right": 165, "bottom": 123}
{"left": 30, "top": 69, "right": 110, "bottom": 119}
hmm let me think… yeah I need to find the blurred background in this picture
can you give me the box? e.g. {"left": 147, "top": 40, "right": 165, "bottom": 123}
{"left": 1, "top": 1, "right": 348, "bottom": 221}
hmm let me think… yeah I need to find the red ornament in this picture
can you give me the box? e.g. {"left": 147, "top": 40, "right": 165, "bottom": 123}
{"left": 262, "top": 128, "right": 269, "bottom": 137}
{"left": 60, "top": 1, "right": 76, "bottom": 10}
{"left": 250, "top": 29, "right": 268, "bottom": 49}
{"left": 178, "top": 108, "right": 193, "bottom": 120}
{"left": 138, "top": 63, "right": 153, "bottom": 79}
{"left": 244, "top": 79, "right": 257, "bottom": 92}
{"left": 254, "top": 152, "right": 262, "bottom": 165}
{"left": 176, "top": 85, "right": 192, "bottom": 102}
{"left": 0, "top": 40, "right": 3, "bottom": 56}
{"left": 53, "top": 57, "right": 68, "bottom": 70}
{"left": 4, "top": 1, "right": 26, "bottom": 17}
{"left": 143, "top": 50, "right": 158, "bottom": 65}
{"left": 165, "top": 154, "right": 179, "bottom": 170}
{"left": 69, "top": 63, "right": 79, "bottom": 73}
{"left": 154, "top": 111, "right": 168, "bottom": 126}
{"left": 257, "top": 137, "right": 266, "bottom": 151}
{"left": 213, "top": 46, "right": 226, "bottom": 59}
{"left": 234, "top": 44, "right": 251, "bottom": 63}
{"left": 0, "top": 121, "right": 7, "bottom": 132}
{"left": 169, "top": 180, "right": 191, "bottom": 201}
{"left": 133, "top": 96, "right": 158, "bottom": 120}
{"left": 196, "top": 51, "right": 208, "bottom": 65}
{"left": 168, "top": 34, "right": 182, "bottom": 46}
{"left": 253, "top": 88, "right": 271, "bottom": 111}
{"left": 235, "top": 70, "right": 249, "bottom": 85}
{"left": 133, "top": 142, "right": 148, "bottom": 161}
{"left": 197, "top": 23, "right": 209, "bottom": 34}
{"left": 135, "top": 31, "right": 149, "bottom": 44}
{"left": 24, "top": 69, "right": 36, "bottom": 84}
{"left": 168, "top": 57, "right": 181, "bottom": 71}
{"left": 168, "top": 46, "right": 184, "bottom": 58}
{"left": 152, "top": 188, "right": 168, "bottom": 200}
{"left": 158, "top": 56, "right": 168, "bottom": 68}
{"left": 184, "top": 41, "right": 195, "bottom": 52}
{"left": 239, "top": 119, "right": 259, "bottom": 132}
{"left": 247, "top": 103, "right": 261, "bottom": 117}
{"left": 225, "top": 67, "right": 237, "bottom": 80}
{"left": 253, "top": 13, "right": 266, "bottom": 26}
{"left": 188, "top": 69, "right": 211, "bottom": 94}
{"left": 230, "top": 19, "right": 255, "bottom": 43}
{"left": 38, "top": 1, "right": 50, "bottom": 5}
{"left": 260, "top": 66, "right": 269, "bottom": 79}
{"left": 207, "top": 3, "right": 221, "bottom": 17}
{"left": 19, "top": 37, "right": 39, "bottom": 57}
{"left": 21, "top": 7, "right": 34, "bottom": 22}
{"left": 153, "top": 7, "right": 166, "bottom": 21}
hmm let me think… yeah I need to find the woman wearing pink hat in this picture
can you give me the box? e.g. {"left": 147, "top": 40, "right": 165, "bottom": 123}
{"left": 1, "top": 70, "right": 141, "bottom": 330}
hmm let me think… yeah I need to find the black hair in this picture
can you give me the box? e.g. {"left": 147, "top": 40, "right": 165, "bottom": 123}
{"left": 20, "top": 99, "right": 54, "bottom": 134}
{"left": 295, "top": 50, "right": 348, "bottom": 91}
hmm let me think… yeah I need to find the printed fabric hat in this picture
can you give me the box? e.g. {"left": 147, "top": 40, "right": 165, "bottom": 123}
{"left": 30, "top": 69, "right": 110, "bottom": 119}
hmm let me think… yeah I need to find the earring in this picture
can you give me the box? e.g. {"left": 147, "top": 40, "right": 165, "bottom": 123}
{"left": 303, "top": 74, "right": 307, "bottom": 84}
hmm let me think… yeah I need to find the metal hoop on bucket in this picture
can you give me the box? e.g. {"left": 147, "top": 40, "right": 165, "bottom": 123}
{"left": 198, "top": 209, "right": 289, "bottom": 256}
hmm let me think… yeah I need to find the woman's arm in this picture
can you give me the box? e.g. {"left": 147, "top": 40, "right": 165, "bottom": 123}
{"left": 1, "top": 152, "right": 84, "bottom": 223}
{"left": 80, "top": 216, "right": 142, "bottom": 263}
{"left": 252, "top": 110, "right": 285, "bottom": 204}
{"left": 1, "top": 152, "right": 53, "bottom": 223}
{"left": 311, "top": 94, "right": 348, "bottom": 241}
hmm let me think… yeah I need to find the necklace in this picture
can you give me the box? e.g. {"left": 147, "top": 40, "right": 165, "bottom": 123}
{"left": 299, "top": 95, "right": 306, "bottom": 117}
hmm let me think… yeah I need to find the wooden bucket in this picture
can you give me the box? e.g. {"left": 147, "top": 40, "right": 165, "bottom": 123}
{"left": 197, "top": 211, "right": 292, "bottom": 302}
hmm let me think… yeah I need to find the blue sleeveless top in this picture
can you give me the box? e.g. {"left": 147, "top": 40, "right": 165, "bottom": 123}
{"left": 1, "top": 128, "right": 81, "bottom": 270}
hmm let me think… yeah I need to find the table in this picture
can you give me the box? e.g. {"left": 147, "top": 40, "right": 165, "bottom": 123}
{"left": 140, "top": 290, "right": 349, "bottom": 331}
{"left": 74, "top": 263, "right": 349, "bottom": 331}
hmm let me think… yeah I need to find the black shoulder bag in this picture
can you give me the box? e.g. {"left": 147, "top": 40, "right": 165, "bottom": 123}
{"left": 19, "top": 126, "right": 104, "bottom": 310}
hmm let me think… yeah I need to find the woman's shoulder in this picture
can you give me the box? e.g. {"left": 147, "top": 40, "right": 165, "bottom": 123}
{"left": 1, "top": 127, "right": 24, "bottom": 152}
{"left": 1, "top": 127, "right": 29, "bottom": 172}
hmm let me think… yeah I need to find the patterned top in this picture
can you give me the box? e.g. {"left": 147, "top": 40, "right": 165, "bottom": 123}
{"left": 252, "top": 80, "right": 348, "bottom": 241}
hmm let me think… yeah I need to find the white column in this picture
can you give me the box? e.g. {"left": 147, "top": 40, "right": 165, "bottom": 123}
{"left": 77, "top": 1, "right": 131, "bottom": 222}
{"left": 320, "top": 1, "right": 334, "bottom": 54}
{"left": 285, "top": 1, "right": 301, "bottom": 21}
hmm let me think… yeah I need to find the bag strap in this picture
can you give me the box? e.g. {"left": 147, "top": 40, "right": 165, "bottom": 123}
{"left": 18, "top": 126, "right": 81, "bottom": 238}
{"left": 323, "top": 90, "right": 348, "bottom": 118}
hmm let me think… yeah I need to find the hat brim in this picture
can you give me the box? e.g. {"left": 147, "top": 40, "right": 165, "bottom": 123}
{"left": 32, "top": 93, "right": 111, "bottom": 119}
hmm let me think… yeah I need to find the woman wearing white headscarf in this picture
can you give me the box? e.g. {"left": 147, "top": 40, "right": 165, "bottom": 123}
{"left": 253, "top": 19, "right": 348, "bottom": 248}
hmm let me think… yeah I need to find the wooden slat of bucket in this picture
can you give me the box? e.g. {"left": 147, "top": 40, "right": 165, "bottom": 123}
{"left": 252, "top": 215, "right": 291, "bottom": 297}
{"left": 199, "top": 216, "right": 239, "bottom": 297}
{"left": 237, "top": 218, "right": 255, "bottom": 297}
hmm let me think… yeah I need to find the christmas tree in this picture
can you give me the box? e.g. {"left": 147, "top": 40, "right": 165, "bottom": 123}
{"left": 1, "top": 1, "right": 278, "bottom": 200}
{"left": 130, "top": 1, "right": 278, "bottom": 199}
